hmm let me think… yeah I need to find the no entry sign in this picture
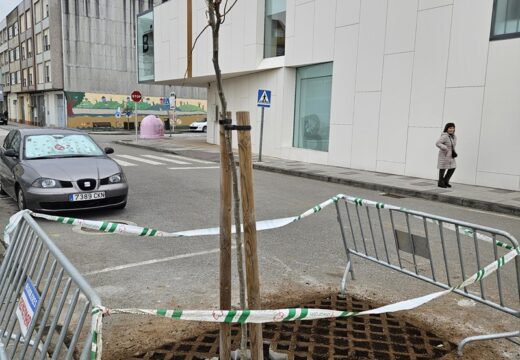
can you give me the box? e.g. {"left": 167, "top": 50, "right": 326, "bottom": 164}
{"left": 131, "top": 90, "right": 142, "bottom": 102}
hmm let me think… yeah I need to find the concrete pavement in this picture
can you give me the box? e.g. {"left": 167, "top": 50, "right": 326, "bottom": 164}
{"left": 113, "top": 134, "right": 520, "bottom": 217}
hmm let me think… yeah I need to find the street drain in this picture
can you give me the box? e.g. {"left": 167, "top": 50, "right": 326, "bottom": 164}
{"left": 133, "top": 294, "right": 453, "bottom": 359}
{"left": 72, "top": 220, "right": 137, "bottom": 235}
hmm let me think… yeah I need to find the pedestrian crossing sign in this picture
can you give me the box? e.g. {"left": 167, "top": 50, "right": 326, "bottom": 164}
{"left": 257, "top": 89, "right": 271, "bottom": 108}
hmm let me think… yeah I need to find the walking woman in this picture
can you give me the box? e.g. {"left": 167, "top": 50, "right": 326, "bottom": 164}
{"left": 436, "top": 123, "right": 457, "bottom": 188}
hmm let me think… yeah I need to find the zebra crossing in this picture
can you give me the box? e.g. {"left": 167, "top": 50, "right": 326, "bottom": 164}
{"left": 111, "top": 153, "right": 218, "bottom": 170}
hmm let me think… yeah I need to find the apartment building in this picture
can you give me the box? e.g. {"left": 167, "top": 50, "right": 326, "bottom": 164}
{"left": 0, "top": 19, "right": 7, "bottom": 113}
{"left": 0, "top": 0, "right": 202, "bottom": 127}
{"left": 146, "top": 0, "right": 520, "bottom": 191}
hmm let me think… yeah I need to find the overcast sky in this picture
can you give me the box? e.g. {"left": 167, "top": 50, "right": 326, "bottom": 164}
{"left": 1, "top": 0, "right": 21, "bottom": 22}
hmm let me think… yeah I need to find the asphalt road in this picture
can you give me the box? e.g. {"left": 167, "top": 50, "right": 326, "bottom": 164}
{"left": 0, "top": 129, "right": 519, "bottom": 356}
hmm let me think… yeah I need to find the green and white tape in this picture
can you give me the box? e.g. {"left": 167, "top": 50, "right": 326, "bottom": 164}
{"left": 90, "top": 244, "right": 520, "bottom": 360}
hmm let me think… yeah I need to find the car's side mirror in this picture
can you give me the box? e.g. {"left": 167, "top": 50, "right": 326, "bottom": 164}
{"left": 104, "top": 147, "right": 114, "bottom": 154}
{"left": 4, "top": 149, "right": 18, "bottom": 157}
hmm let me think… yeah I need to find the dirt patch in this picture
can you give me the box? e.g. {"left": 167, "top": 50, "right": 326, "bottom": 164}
{"left": 99, "top": 282, "right": 513, "bottom": 360}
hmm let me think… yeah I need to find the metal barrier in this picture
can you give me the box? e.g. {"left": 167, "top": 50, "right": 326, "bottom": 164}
{"left": 334, "top": 197, "right": 520, "bottom": 355}
{"left": 0, "top": 212, "right": 101, "bottom": 359}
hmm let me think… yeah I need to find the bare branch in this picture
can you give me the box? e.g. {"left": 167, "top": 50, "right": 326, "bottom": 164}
{"left": 222, "top": 0, "right": 238, "bottom": 24}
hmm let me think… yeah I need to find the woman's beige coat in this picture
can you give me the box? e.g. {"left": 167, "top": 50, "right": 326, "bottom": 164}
{"left": 436, "top": 133, "right": 457, "bottom": 169}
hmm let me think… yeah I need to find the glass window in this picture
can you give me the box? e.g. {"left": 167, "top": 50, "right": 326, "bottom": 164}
{"left": 43, "top": 0, "right": 49, "bottom": 17}
{"left": 491, "top": 0, "right": 520, "bottom": 39}
{"left": 137, "top": 11, "right": 155, "bottom": 82}
{"left": 36, "top": 32, "right": 42, "bottom": 54}
{"left": 35, "top": 1, "right": 42, "bottom": 23}
{"left": 26, "top": 10, "right": 32, "bottom": 29}
{"left": 44, "top": 61, "right": 51, "bottom": 82}
{"left": 43, "top": 29, "right": 50, "bottom": 51}
{"left": 264, "top": 0, "right": 286, "bottom": 58}
{"left": 21, "top": 41, "right": 26, "bottom": 59}
{"left": 20, "top": 14, "right": 26, "bottom": 32}
{"left": 293, "top": 63, "right": 333, "bottom": 152}
{"left": 37, "top": 63, "right": 44, "bottom": 83}
{"left": 22, "top": 69, "right": 28, "bottom": 87}
{"left": 27, "top": 38, "right": 33, "bottom": 57}
{"left": 28, "top": 67, "right": 34, "bottom": 86}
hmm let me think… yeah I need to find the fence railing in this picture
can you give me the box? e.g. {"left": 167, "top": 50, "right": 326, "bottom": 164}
{"left": 0, "top": 212, "right": 101, "bottom": 360}
{"left": 334, "top": 196, "right": 520, "bottom": 354}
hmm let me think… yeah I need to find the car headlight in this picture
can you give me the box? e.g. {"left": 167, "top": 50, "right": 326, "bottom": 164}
{"left": 108, "top": 173, "right": 123, "bottom": 183}
{"left": 33, "top": 178, "right": 61, "bottom": 188}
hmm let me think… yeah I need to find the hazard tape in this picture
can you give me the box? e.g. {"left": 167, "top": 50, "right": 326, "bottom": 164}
{"left": 90, "top": 244, "right": 520, "bottom": 360}
{"left": 4, "top": 194, "right": 516, "bottom": 252}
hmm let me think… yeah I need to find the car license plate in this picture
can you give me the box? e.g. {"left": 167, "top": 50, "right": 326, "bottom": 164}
{"left": 68, "top": 192, "right": 106, "bottom": 202}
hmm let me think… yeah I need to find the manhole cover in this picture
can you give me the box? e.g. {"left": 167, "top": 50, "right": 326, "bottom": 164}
{"left": 72, "top": 219, "right": 137, "bottom": 235}
{"left": 132, "top": 294, "right": 453, "bottom": 359}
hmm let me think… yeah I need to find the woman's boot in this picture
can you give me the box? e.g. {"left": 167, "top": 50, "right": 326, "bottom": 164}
{"left": 438, "top": 169, "right": 446, "bottom": 188}
{"left": 444, "top": 169, "right": 455, "bottom": 188}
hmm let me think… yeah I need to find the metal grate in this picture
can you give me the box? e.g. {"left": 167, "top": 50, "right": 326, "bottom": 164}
{"left": 132, "top": 294, "right": 453, "bottom": 359}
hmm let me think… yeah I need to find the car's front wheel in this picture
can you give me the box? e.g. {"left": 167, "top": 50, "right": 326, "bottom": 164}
{"left": 203, "top": 126, "right": 207, "bottom": 133}
{"left": 17, "top": 188, "right": 26, "bottom": 210}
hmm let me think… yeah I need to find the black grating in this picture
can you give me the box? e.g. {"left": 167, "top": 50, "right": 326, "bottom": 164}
{"left": 132, "top": 294, "right": 453, "bottom": 359}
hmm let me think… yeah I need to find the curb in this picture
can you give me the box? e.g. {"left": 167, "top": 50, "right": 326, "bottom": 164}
{"left": 114, "top": 140, "right": 520, "bottom": 217}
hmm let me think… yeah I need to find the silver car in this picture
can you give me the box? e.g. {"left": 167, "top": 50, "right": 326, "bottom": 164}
{"left": 0, "top": 128, "right": 128, "bottom": 212}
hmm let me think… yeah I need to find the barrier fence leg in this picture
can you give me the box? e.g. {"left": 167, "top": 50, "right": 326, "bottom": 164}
{"left": 335, "top": 202, "right": 355, "bottom": 295}
{"left": 237, "top": 111, "right": 263, "bottom": 360}
{"left": 458, "top": 331, "right": 520, "bottom": 356}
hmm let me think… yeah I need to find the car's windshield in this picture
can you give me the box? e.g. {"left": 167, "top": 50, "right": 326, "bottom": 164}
{"left": 24, "top": 134, "right": 104, "bottom": 159}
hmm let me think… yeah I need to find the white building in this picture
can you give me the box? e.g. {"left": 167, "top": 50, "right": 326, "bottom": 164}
{"left": 149, "top": 0, "right": 520, "bottom": 191}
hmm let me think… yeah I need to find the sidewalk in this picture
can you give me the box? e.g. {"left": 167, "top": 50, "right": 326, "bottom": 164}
{"left": 112, "top": 135, "right": 519, "bottom": 217}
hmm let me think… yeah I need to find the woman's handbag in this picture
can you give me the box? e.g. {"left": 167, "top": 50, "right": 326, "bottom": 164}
{"left": 449, "top": 137, "right": 457, "bottom": 158}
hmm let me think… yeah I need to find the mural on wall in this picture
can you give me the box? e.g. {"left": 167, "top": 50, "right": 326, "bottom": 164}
{"left": 65, "top": 91, "right": 207, "bottom": 128}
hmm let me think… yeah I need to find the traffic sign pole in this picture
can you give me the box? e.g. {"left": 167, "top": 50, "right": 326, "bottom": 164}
{"left": 134, "top": 101, "right": 138, "bottom": 142}
{"left": 259, "top": 107, "right": 265, "bottom": 162}
{"left": 130, "top": 91, "right": 142, "bottom": 142}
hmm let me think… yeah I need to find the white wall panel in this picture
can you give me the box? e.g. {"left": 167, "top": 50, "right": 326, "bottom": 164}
{"left": 409, "top": 6, "right": 452, "bottom": 127}
{"left": 385, "top": 0, "right": 417, "bottom": 54}
{"left": 313, "top": 0, "right": 336, "bottom": 63}
{"left": 330, "top": 25, "right": 358, "bottom": 126}
{"left": 351, "top": 92, "right": 381, "bottom": 170}
{"left": 476, "top": 172, "right": 520, "bottom": 191}
{"left": 405, "top": 127, "right": 440, "bottom": 178}
{"left": 478, "top": 41, "right": 520, "bottom": 177}
{"left": 328, "top": 124, "right": 353, "bottom": 167}
{"left": 378, "top": 52, "right": 414, "bottom": 163}
{"left": 443, "top": 87, "right": 484, "bottom": 185}
{"left": 336, "top": 0, "right": 360, "bottom": 27}
{"left": 446, "top": 0, "right": 492, "bottom": 87}
{"left": 286, "top": 0, "right": 296, "bottom": 37}
{"left": 290, "top": 1, "right": 315, "bottom": 66}
{"left": 376, "top": 161, "right": 406, "bottom": 174}
{"left": 355, "top": 0, "right": 387, "bottom": 92}
{"left": 418, "top": 0, "right": 452, "bottom": 10}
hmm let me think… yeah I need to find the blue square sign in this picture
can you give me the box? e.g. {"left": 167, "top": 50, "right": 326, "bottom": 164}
{"left": 257, "top": 89, "right": 271, "bottom": 108}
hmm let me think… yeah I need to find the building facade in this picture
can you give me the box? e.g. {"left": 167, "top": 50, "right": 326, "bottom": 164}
{"left": 150, "top": 0, "right": 520, "bottom": 191}
{"left": 0, "top": 0, "right": 204, "bottom": 128}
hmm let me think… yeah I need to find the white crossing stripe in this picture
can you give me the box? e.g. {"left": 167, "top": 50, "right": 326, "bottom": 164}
{"left": 112, "top": 158, "right": 137, "bottom": 167}
{"left": 142, "top": 154, "right": 190, "bottom": 164}
{"left": 164, "top": 154, "right": 214, "bottom": 164}
{"left": 168, "top": 166, "right": 220, "bottom": 170}
{"left": 115, "top": 154, "right": 165, "bottom": 165}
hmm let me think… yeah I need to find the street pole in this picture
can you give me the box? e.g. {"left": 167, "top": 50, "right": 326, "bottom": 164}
{"left": 237, "top": 111, "right": 263, "bottom": 360}
{"left": 259, "top": 106, "right": 265, "bottom": 162}
{"left": 134, "top": 101, "right": 138, "bottom": 142}
{"left": 168, "top": 106, "right": 172, "bottom": 137}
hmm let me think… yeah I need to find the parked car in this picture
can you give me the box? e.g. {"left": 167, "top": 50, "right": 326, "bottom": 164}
{"left": 0, "top": 128, "right": 128, "bottom": 212}
{"left": 0, "top": 114, "right": 7, "bottom": 125}
{"left": 189, "top": 118, "right": 207, "bottom": 132}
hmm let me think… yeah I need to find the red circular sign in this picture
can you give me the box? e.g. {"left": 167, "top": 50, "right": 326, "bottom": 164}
{"left": 131, "top": 90, "right": 142, "bottom": 102}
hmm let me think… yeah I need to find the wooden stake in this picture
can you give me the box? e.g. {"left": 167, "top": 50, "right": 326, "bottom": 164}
{"left": 236, "top": 111, "right": 263, "bottom": 360}
{"left": 219, "top": 112, "right": 232, "bottom": 359}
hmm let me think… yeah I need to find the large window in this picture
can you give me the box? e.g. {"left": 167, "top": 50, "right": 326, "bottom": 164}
{"left": 491, "top": 0, "right": 520, "bottom": 39}
{"left": 293, "top": 63, "right": 333, "bottom": 152}
{"left": 137, "top": 10, "right": 154, "bottom": 82}
{"left": 264, "top": 0, "right": 286, "bottom": 58}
